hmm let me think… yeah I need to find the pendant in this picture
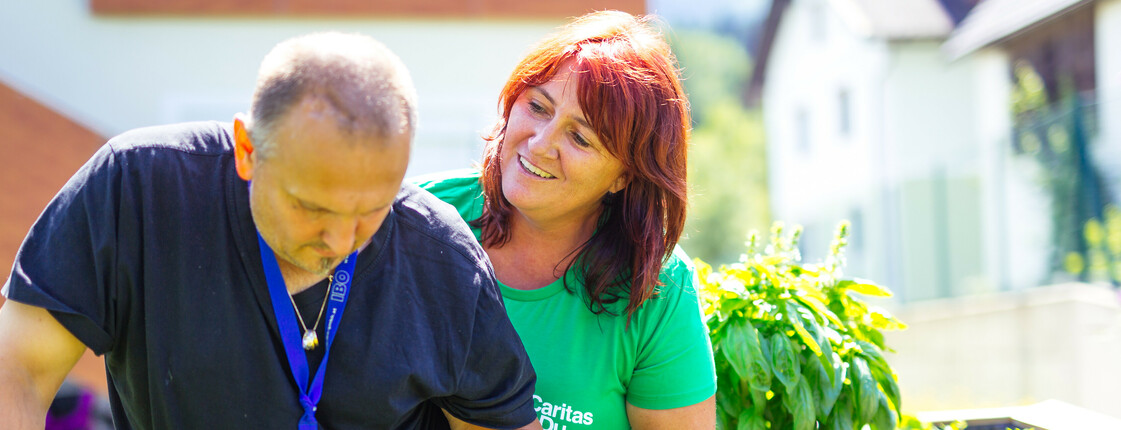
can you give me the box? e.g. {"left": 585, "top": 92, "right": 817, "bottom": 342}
{"left": 302, "top": 330, "right": 319, "bottom": 350}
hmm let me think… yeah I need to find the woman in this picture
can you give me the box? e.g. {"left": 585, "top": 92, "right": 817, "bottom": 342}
{"left": 417, "top": 10, "right": 716, "bottom": 428}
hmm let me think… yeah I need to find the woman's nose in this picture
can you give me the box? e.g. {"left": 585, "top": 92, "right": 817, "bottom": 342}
{"left": 527, "top": 121, "right": 559, "bottom": 158}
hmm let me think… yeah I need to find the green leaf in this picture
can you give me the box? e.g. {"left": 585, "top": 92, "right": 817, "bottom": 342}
{"left": 794, "top": 294, "right": 844, "bottom": 327}
{"left": 899, "top": 415, "right": 924, "bottom": 429}
{"left": 715, "top": 408, "right": 731, "bottom": 430}
{"left": 750, "top": 388, "right": 767, "bottom": 416}
{"left": 869, "top": 307, "right": 907, "bottom": 330}
{"left": 786, "top": 302, "right": 822, "bottom": 357}
{"left": 721, "top": 319, "right": 772, "bottom": 393}
{"left": 858, "top": 342, "right": 902, "bottom": 418}
{"left": 851, "top": 356, "right": 880, "bottom": 425}
{"left": 828, "top": 393, "right": 855, "bottom": 430}
{"left": 715, "top": 374, "right": 740, "bottom": 419}
{"left": 838, "top": 279, "right": 893, "bottom": 297}
{"left": 799, "top": 306, "right": 837, "bottom": 385}
{"left": 871, "top": 394, "right": 899, "bottom": 430}
{"left": 781, "top": 377, "right": 817, "bottom": 430}
{"left": 769, "top": 332, "right": 800, "bottom": 393}
{"left": 719, "top": 298, "right": 754, "bottom": 314}
{"left": 815, "top": 351, "right": 845, "bottom": 422}
{"left": 865, "top": 328, "right": 886, "bottom": 351}
{"left": 736, "top": 409, "right": 767, "bottom": 430}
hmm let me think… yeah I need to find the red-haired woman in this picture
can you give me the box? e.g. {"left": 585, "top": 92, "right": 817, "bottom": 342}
{"left": 417, "top": 10, "right": 716, "bottom": 428}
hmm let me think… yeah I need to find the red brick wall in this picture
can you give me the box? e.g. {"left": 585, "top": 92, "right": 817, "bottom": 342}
{"left": 0, "top": 81, "right": 108, "bottom": 395}
{"left": 91, "top": 0, "right": 645, "bottom": 17}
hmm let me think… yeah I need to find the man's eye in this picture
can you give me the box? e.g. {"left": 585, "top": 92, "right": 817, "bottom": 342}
{"left": 298, "top": 202, "right": 327, "bottom": 214}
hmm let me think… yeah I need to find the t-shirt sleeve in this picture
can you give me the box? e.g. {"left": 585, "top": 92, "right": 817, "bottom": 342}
{"left": 2, "top": 143, "right": 122, "bottom": 355}
{"left": 410, "top": 169, "right": 485, "bottom": 226}
{"left": 625, "top": 247, "right": 717, "bottom": 410}
{"left": 434, "top": 273, "right": 538, "bottom": 429}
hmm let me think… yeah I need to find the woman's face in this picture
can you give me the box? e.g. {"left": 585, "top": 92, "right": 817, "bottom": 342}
{"left": 499, "top": 62, "right": 628, "bottom": 225}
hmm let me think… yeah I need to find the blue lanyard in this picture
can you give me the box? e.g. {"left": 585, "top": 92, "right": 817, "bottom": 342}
{"left": 257, "top": 233, "right": 356, "bottom": 430}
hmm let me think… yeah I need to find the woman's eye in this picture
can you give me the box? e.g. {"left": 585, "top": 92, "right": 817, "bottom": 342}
{"left": 571, "top": 131, "right": 591, "bottom": 147}
{"left": 528, "top": 100, "right": 546, "bottom": 114}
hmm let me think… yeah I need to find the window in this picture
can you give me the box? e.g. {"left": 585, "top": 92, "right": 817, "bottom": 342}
{"left": 838, "top": 88, "right": 851, "bottom": 137}
{"left": 796, "top": 108, "right": 811, "bottom": 153}
{"left": 808, "top": 0, "right": 827, "bottom": 43}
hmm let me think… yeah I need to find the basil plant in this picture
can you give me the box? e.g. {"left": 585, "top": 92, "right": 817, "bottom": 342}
{"left": 697, "top": 222, "right": 906, "bottom": 430}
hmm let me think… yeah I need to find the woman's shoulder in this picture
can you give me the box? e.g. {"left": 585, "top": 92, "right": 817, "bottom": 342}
{"left": 409, "top": 168, "right": 485, "bottom": 224}
{"left": 622, "top": 245, "right": 700, "bottom": 320}
{"left": 410, "top": 168, "right": 482, "bottom": 196}
{"left": 659, "top": 245, "right": 697, "bottom": 289}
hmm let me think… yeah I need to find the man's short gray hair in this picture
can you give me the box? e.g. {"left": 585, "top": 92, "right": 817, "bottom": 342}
{"left": 247, "top": 32, "right": 418, "bottom": 157}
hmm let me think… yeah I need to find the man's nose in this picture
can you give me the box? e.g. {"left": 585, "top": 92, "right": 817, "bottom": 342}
{"left": 321, "top": 217, "right": 358, "bottom": 257}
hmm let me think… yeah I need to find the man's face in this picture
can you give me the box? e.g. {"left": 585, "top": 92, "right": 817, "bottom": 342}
{"left": 243, "top": 97, "right": 410, "bottom": 277}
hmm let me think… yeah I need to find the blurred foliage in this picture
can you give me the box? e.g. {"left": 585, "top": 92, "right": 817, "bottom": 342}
{"left": 670, "top": 30, "right": 770, "bottom": 264}
{"left": 1073, "top": 204, "right": 1121, "bottom": 283}
{"left": 697, "top": 221, "right": 909, "bottom": 430}
{"left": 1010, "top": 61, "right": 1110, "bottom": 282}
{"left": 670, "top": 30, "right": 752, "bottom": 124}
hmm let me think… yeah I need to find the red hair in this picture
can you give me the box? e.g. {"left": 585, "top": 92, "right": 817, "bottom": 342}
{"left": 475, "top": 11, "right": 690, "bottom": 318}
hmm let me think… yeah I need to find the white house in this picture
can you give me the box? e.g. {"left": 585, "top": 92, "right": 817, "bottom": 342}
{"left": 759, "top": 0, "right": 1121, "bottom": 418}
{"left": 761, "top": 0, "right": 999, "bottom": 301}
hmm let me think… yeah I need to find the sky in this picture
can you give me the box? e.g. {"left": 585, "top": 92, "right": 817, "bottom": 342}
{"left": 647, "top": 0, "right": 770, "bottom": 28}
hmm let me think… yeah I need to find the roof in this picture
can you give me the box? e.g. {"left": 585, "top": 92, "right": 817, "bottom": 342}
{"left": 746, "top": 0, "right": 954, "bottom": 106}
{"left": 829, "top": 0, "right": 954, "bottom": 40}
{"left": 943, "top": 0, "right": 1093, "bottom": 59}
{"left": 90, "top": 0, "right": 645, "bottom": 18}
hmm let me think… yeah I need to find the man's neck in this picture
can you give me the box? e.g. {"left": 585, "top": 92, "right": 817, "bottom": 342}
{"left": 273, "top": 239, "right": 371, "bottom": 294}
{"left": 276, "top": 257, "right": 330, "bottom": 295}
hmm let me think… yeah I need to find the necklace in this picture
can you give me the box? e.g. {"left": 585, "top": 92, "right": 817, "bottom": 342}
{"left": 288, "top": 275, "right": 331, "bottom": 350}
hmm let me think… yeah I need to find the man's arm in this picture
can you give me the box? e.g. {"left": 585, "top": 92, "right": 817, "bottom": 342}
{"left": 0, "top": 300, "right": 88, "bottom": 429}
{"left": 626, "top": 395, "right": 716, "bottom": 430}
{"left": 442, "top": 409, "right": 544, "bottom": 430}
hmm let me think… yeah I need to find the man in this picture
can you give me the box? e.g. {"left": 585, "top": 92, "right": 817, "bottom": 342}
{"left": 0, "top": 32, "right": 540, "bottom": 429}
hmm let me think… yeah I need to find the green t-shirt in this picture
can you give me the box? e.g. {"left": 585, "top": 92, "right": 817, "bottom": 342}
{"left": 414, "top": 169, "right": 717, "bottom": 429}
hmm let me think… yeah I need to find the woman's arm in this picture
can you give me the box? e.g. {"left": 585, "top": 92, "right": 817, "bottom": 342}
{"left": 442, "top": 409, "right": 544, "bottom": 430}
{"left": 626, "top": 396, "right": 715, "bottom": 429}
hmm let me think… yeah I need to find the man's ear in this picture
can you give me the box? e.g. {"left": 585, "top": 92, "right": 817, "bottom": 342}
{"left": 233, "top": 114, "right": 255, "bottom": 181}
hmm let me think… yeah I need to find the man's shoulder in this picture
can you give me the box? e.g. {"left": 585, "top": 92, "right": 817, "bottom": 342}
{"left": 106, "top": 121, "right": 233, "bottom": 157}
{"left": 391, "top": 183, "right": 488, "bottom": 263}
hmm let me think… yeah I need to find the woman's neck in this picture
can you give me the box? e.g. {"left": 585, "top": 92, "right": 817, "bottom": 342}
{"left": 484, "top": 207, "right": 602, "bottom": 290}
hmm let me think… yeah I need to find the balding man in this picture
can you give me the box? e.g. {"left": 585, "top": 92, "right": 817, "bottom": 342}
{"left": 0, "top": 32, "right": 540, "bottom": 430}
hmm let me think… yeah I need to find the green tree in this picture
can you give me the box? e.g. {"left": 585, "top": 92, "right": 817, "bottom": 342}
{"left": 669, "top": 30, "right": 770, "bottom": 264}
{"left": 687, "top": 102, "right": 769, "bottom": 263}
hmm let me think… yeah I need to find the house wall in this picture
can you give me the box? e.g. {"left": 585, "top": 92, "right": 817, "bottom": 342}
{"left": 762, "top": 0, "right": 889, "bottom": 280}
{"left": 1096, "top": 0, "right": 1121, "bottom": 203}
{"left": 763, "top": 0, "right": 992, "bottom": 302}
{"left": 970, "top": 48, "right": 1054, "bottom": 292}
{"left": 0, "top": 0, "right": 565, "bottom": 176}
{"left": 879, "top": 41, "right": 987, "bottom": 301}
{"left": 885, "top": 283, "right": 1121, "bottom": 419}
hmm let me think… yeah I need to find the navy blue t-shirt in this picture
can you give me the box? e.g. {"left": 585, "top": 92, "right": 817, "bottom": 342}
{"left": 3, "top": 122, "right": 537, "bottom": 429}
